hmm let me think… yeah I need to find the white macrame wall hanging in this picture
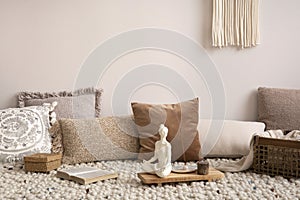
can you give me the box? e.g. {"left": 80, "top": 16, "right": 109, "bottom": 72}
{"left": 212, "top": 0, "right": 260, "bottom": 48}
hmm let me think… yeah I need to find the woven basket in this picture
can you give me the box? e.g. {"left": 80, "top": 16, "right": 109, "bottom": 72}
{"left": 252, "top": 136, "right": 300, "bottom": 178}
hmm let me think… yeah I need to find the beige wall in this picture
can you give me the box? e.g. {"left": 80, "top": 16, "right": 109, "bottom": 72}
{"left": 0, "top": 0, "right": 299, "bottom": 121}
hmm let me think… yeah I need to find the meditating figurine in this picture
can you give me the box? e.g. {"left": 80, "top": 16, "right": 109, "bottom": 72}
{"left": 142, "top": 124, "right": 172, "bottom": 178}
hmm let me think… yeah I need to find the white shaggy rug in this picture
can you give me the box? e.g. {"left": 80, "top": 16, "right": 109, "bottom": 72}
{"left": 0, "top": 160, "right": 299, "bottom": 200}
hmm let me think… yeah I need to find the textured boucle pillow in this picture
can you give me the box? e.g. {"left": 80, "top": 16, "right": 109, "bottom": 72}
{"left": 258, "top": 87, "right": 300, "bottom": 131}
{"left": 17, "top": 87, "right": 103, "bottom": 119}
{"left": 50, "top": 116, "right": 139, "bottom": 164}
{"left": 131, "top": 98, "right": 201, "bottom": 162}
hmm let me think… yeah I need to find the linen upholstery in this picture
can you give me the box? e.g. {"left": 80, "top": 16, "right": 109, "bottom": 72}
{"left": 131, "top": 98, "right": 201, "bottom": 162}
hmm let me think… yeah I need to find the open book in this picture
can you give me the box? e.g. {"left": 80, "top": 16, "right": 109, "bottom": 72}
{"left": 56, "top": 167, "right": 118, "bottom": 185}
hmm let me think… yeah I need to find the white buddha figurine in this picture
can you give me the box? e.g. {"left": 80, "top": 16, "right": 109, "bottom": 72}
{"left": 142, "top": 124, "right": 172, "bottom": 178}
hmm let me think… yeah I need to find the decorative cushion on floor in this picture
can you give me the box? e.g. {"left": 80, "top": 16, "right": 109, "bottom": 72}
{"left": 131, "top": 98, "right": 201, "bottom": 162}
{"left": 17, "top": 87, "right": 103, "bottom": 119}
{"left": 258, "top": 87, "right": 300, "bottom": 131}
{"left": 0, "top": 104, "right": 54, "bottom": 163}
{"left": 199, "top": 119, "right": 265, "bottom": 157}
{"left": 51, "top": 116, "right": 139, "bottom": 164}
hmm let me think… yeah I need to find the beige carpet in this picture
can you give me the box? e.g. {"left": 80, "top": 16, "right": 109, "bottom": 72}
{"left": 0, "top": 160, "right": 299, "bottom": 199}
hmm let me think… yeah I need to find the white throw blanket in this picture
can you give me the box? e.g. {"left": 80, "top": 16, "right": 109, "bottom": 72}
{"left": 213, "top": 130, "right": 300, "bottom": 172}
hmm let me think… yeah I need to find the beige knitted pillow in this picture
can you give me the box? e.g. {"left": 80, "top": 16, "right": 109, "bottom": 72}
{"left": 50, "top": 116, "right": 139, "bottom": 164}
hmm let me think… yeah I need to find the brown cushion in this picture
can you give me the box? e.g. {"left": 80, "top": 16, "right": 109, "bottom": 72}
{"left": 131, "top": 98, "right": 201, "bottom": 162}
{"left": 17, "top": 87, "right": 103, "bottom": 119}
{"left": 49, "top": 116, "right": 139, "bottom": 164}
{"left": 258, "top": 87, "right": 300, "bottom": 131}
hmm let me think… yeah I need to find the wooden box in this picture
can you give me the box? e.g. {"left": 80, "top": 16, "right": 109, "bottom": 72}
{"left": 24, "top": 153, "right": 62, "bottom": 172}
{"left": 252, "top": 136, "right": 300, "bottom": 178}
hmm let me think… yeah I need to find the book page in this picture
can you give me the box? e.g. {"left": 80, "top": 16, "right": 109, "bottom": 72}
{"left": 59, "top": 167, "right": 99, "bottom": 176}
{"left": 74, "top": 170, "right": 115, "bottom": 179}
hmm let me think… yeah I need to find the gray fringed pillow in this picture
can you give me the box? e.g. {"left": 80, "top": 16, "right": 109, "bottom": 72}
{"left": 17, "top": 87, "right": 103, "bottom": 119}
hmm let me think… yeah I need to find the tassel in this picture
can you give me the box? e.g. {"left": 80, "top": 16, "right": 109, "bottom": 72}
{"left": 49, "top": 121, "right": 64, "bottom": 154}
{"left": 212, "top": 0, "right": 260, "bottom": 48}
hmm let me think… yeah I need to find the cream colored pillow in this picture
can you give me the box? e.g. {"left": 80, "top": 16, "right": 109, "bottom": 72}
{"left": 199, "top": 119, "right": 265, "bottom": 157}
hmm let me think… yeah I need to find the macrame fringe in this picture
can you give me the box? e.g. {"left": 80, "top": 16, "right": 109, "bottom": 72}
{"left": 49, "top": 121, "right": 64, "bottom": 154}
{"left": 212, "top": 0, "right": 260, "bottom": 48}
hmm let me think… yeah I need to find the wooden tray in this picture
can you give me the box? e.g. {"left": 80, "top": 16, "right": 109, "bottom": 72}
{"left": 138, "top": 167, "right": 224, "bottom": 185}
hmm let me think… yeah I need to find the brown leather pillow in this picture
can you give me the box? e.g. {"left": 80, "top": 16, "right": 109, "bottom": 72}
{"left": 131, "top": 98, "right": 201, "bottom": 161}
